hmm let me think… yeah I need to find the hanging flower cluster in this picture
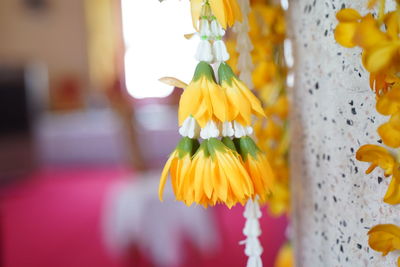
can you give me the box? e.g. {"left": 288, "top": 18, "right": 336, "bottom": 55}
{"left": 335, "top": 1, "right": 400, "bottom": 264}
{"left": 159, "top": 0, "right": 275, "bottom": 209}
{"left": 227, "top": 1, "right": 290, "bottom": 217}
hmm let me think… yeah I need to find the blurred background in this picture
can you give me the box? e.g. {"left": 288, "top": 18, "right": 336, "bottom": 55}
{"left": 0, "top": 0, "right": 287, "bottom": 266}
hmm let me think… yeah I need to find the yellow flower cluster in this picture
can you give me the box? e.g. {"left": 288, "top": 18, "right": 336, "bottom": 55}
{"left": 226, "top": 1, "right": 293, "bottom": 265}
{"left": 335, "top": 1, "right": 400, "bottom": 264}
{"left": 160, "top": 61, "right": 275, "bottom": 208}
{"left": 227, "top": 2, "right": 290, "bottom": 217}
{"left": 368, "top": 224, "right": 400, "bottom": 263}
{"left": 356, "top": 145, "right": 400, "bottom": 205}
{"left": 335, "top": 7, "right": 400, "bottom": 97}
{"left": 179, "top": 62, "right": 265, "bottom": 128}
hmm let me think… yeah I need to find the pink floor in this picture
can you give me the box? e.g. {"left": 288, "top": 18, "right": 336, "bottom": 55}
{"left": 1, "top": 167, "right": 287, "bottom": 267}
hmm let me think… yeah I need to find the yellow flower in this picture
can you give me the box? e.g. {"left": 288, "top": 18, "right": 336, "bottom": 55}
{"left": 190, "top": 0, "right": 242, "bottom": 30}
{"left": 355, "top": 144, "right": 396, "bottom": 176}
{"left": 368, "top": 224, "right": 400, "bottom": 256}
{"left": 356, "top": 145, "right": 400, "bottom": 205}
{"left": 179, "top": 61, "right": 228, "bottom": 127}
{"left": 334, "top": 9, "right": 362, "bottom": 48}
{"left": 234, "top": 136, "right": 275, "bottom": 202}
{"left": 376, "top": 83, "right": 400, "bottom": 115}
{"left": 218, "top": 62, "right": 265, "bottom": 126}
{"left": 159, "top": 137, "right": 200, "bottom": 201}
{"left": 384, "top": 163, "right": 400, "bottom": 204}
{"left": 180, "top": 138, "right": 254, "bottom": 208}
{"left": 267, "top": 181, "right": 290, "bottom": 216}
{"left": 274, "top": 243, "right": 294, "bottom": 267}
{"left": 378, "top": 111, "right": 400, "bottom": 148}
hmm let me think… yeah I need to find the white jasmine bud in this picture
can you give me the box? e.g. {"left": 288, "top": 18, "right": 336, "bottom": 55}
{"left": 195, "top": 39, "right": 213, "bottom": 63}
{"left": 213, "top": 40, "right": 230, "bottom": 62}
{"left": 200, "top": 120, "right": 220, "bottom": 139}
{"left": 179, "top": 116, "right": 200, "bottom": 138}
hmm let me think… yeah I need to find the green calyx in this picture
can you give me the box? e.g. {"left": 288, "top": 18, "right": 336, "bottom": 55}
{"left": 234, "top": 136, "right": 261, "bottom": 161}
{"left": 192, "top": 61, "right": 216, "bottom": 82}
{"left": 176, "top": 137, "right": 200, "bottom": 158}
{"left": 207, "top": 137, "right": 230, "bottom": 159}
{"left": 218, "top": 62, "right": 236, "bottom": 86}
{"left": 221, "top": 137, "right": 237, "bottom": 152}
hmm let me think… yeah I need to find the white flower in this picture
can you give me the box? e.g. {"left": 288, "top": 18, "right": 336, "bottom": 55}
{"left": 237, "top": 53, "right": 254, "bottom": 72}
{"left": 236, "top": 34, "right": 253, "bottom": 51}
{"left": 222, "top": 121, "right": 234, "bottom": 137}
{"left": 233, "top": 121, "right": 253, "bottom": 138}
{"left": 213, "top": 40, "right": 230, "bottom": 62}
{"left": 195, "top": 39, "right": 213, "bottom": 63}
{"left": 246, "top": 256, "right": 262, "bottom": 267}
{"left": 179, "top": 116, "right": 200, "bottom": 138}
{"left": 200, "top": 120, "right": 220, "bottom": 139}
{"left": 199, "top": 19, "right": 211, "bottom": 38}
{"left": 241, "top": 199, "right": 263, "bottom": 267}
{"left": 210, "top": 19, "right": 225, "bottom": 38}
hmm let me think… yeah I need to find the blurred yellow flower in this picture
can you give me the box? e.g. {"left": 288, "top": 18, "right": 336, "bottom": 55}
{"left": 355, "top": 144, "right": 395, "bottom": 176}
{"left": 275, "top": 243, "right": 294, "bottom": 267}
{"left": 376, "top": 84, "right": 400, "bottom": 115}
{"left": 378, "top": 112, "right": 400, "bottom": 148}
{"left": 384, "top": 163, "right": 400, "bottom": 204}
{"left": 368, "top": 224, "right": 400, "bottom": 256}
{"left": 268, "top": 181, "right": 290, "bottom": 216}
{"left": 334, "top": 8, "right": 400, "bottom": 96}
{"left": 356, "top": 144, "right": 400, "bottom": 205}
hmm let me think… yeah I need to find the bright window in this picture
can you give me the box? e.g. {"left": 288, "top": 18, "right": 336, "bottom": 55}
{"left": 121, "top": 0, "right": 198, "bottom": 99}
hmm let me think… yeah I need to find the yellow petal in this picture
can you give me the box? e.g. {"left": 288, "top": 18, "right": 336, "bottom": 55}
{"left": 354, "top": 15, "right": 388, "bottom": 49}
{"left": 224, "top": 82, "right": 252, "bottom": 125}
{"left": 159, "top": 151, "right": 178, "bottom": 201}
{"left": 355, "top": 144, "right": 395, "bottom": 176}
{"left": 236, "top": 79, "right": 266, "bottom": 118}
{"left": 384, "top": 169, "right": 400, "bottom": 205}
{"left": 209, "top": 83, "right": 228, "bottom": 122}
{"left": 336, "top": 8, "right": 362, "bottom": 22}
{"left": 378, "top": 122, "right": 400, "bottom": 148}
{"left": 364, "top": 42, "right": 400, "bottom": 73}
{"left": 368, "top": 224, "right": 400, "bottom": 256}
{"left": 212, "top": 159, "right": 228, "bottom": 202}
{"left": 203, "top": 158, "right": 213, "bottom": 199}
{"left": 191, "top": 0, "right": 203, "bottom": 30}
{"left": 334, "top": 22, "right": 358, "bottom": 48}
{"left": 178, "top": 81, "right": 202, "bottom": 125}
{"left": 228, "top": 0, "right": 242, "bottom": 24}
{"left": 193, "top": 153, "right": 206, "bottom": 202}
{"left": 384, "top": 11, "right": 400, "bottom": 40}
{"left": 159, "top": 77, "right": 188, "bottom": 89}
{"left": 209, "top": 0, "right": 227, "bottom": 29}
{"left": 376, "top": 85, "right": 400, "bottom": 115}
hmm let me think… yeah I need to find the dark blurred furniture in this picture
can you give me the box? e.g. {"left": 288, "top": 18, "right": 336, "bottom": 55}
{"left": 0, "top": 66, "right": 35, "bottom": 181}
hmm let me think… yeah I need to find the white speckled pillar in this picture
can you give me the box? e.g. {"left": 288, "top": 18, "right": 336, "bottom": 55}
{"left": 288, "top": 1, "right": 400, "bottom": 266}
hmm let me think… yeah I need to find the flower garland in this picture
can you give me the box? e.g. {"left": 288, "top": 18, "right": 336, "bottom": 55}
{"left": 158, "top": 0, "right": 292, "bottom": 266}
{"left": 159, "top": 0, "right": 275, "bottom": 210}
{"left": 335, "top": 0, "right": 400, "bottom": 264}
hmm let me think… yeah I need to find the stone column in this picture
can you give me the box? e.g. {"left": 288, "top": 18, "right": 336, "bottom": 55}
{"left": 288, "top": 0, "right": 399, "bottom": 266}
